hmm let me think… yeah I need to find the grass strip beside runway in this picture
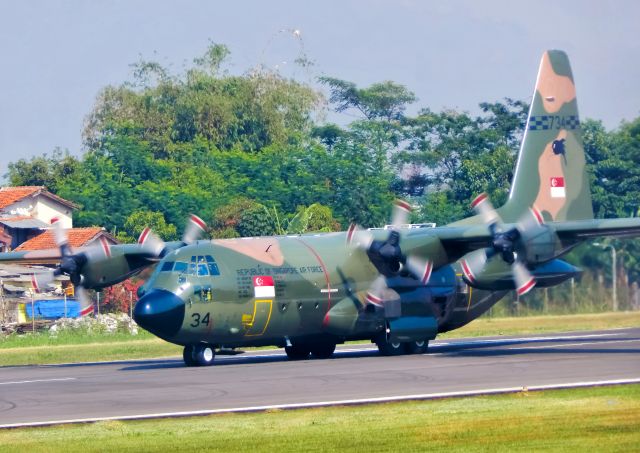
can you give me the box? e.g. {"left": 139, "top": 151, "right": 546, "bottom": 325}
{"left": 1, "top": 311, "right": 639, "bottom": 366}
{"left": 1, "top": 384, "right": 639, "bottom": 452}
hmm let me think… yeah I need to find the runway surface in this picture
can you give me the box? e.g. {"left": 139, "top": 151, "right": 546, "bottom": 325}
{"left": 1, "top": 328, "right": 639, "bottom": 427}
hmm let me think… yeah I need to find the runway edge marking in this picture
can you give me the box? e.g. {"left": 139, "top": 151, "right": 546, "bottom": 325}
{"left": 2, "top": 377, "right": 639, "bottom": 429}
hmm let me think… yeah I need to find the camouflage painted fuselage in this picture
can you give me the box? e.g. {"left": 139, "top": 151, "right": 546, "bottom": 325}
{"left": 138, "top": 228, "right": 574, "bottom": 348}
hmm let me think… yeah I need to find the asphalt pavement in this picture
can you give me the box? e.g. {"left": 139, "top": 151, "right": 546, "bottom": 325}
{"left": 1, "top": 328, "right": 639, "bottom": 427}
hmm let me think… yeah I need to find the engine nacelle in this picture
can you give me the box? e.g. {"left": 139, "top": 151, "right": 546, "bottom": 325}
{"left": 460, "top": 258, "right": 581, "bottom": 291}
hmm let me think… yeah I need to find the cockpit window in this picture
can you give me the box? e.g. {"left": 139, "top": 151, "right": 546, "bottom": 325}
{"left": 161, "top": 261, "right": 174, "bottom": 272}
{"left": 171, "top": 256, "right": 220, "bottom": 277}
{"left": 174, "top": 262, "right": 188, "bottom": 273}
{"left": 197, "top": 263, "right": 209, "bottom": 276}
{"left": 205, "top": 255, "right": 220, "bottom": 276}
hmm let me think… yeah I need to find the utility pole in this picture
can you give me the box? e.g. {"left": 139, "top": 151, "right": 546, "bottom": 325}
{"left": 0, "top": 279, "right": 4, "bottom": 324}
{"left": 594, "top": 243, "right": 617, "bottom": 312}
{"left": 31, "top": 291, "right": 35, "bottom": 333}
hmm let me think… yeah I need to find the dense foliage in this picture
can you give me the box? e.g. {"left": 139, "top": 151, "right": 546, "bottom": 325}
{"left": 6, "top": 43, "right": 640, "bottom": 312}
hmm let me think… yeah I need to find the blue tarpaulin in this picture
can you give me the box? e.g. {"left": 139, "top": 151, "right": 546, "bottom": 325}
{"left": 24, "top": 299, "right": 81, "bottom": 319}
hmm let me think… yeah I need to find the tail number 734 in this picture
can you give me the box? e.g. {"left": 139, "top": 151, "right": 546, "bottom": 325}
{"left": 190, "top": 312, "right": 210, "bottom": 327}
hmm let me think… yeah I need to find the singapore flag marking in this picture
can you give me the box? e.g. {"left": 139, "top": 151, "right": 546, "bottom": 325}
{"left": 253, "top": 276, "right": 275, "bottom": 298}
{"left": 550, "top": 177, "right": 566, "bottom": 198}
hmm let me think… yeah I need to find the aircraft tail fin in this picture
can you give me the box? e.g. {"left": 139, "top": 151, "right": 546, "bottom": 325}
{"left": 499, "top": 50, "right": 594, "bottom": 223}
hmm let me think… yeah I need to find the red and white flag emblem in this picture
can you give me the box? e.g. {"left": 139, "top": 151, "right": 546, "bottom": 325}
{"left": 253, "top": 276, "right": 275, "bottom": 298}
{"left": 550, "top": 177, "right": 565, "bottom": 198}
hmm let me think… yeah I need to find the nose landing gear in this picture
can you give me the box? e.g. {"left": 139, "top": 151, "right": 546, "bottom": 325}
{"left": 183, "top": 344, "right": 216, "bottom": 366}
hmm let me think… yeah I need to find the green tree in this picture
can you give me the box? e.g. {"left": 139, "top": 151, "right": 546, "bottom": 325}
{"left": 123, "top": 210, "right": 178, "bottom": 242}
{"left": 6, "top": 149, "right": 80, "bottom": 192}
{"left": 319, "top": 77, "right": 416, "bottom": 121}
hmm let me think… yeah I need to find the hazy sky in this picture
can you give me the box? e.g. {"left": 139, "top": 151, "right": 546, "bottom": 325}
{"left": 1, "top": 0, "right": 638, "bottom": 180}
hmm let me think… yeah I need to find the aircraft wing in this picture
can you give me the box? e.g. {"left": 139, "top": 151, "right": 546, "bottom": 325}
{"left": 402, "top": 225, "right": 493, "bottom": 264}
{"left": 552, "top": 217, "right": 640, "bottom": 241}
{"left": 0, "top": 241, "right": 184, "bottom": 289}
{"left": 0, "top": 244, "right": 158, "bottom": 266}
{"left": 405, "top": 217, "right": 640, "bottom": 266}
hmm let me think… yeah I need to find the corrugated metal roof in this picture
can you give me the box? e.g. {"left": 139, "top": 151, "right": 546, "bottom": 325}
{"left": 0, "top": 218, "right": 50, "bottom": 229}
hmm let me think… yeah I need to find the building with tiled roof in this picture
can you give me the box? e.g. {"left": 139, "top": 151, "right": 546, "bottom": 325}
{"left": 0, "top": 186, "right": 77, "bottom": 228}
{"left": 14, "top": 227, "right": 118, "bottom": 252}
{"left": 0, "top": 186, "right": 78, "bottom": 252}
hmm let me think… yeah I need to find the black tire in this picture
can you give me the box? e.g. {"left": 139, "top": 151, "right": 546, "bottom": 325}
{"left": 285, "top": 344, "right": 310, "bottom": 360}
{"left": 376, "top": 337, "right": 404, "bottom": 356}
{"left": 183, "top": 344, "right": 197, "bottom": 367}
{"left": 405, "top": 340, "right": 429, "bottom": 355}
{"left": 310, "top": 342, "right": 336, "bottom": 359}
{"left": 194, "top": 343, "right": 216, "bottom": 366}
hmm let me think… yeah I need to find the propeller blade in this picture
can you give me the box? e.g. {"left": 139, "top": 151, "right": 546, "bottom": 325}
{"left": 84, "top": 236, "right": 112, "bottom": 262}
{"left": 364, "top": 275, "right": 388, "bottom": 307}
{"left": 183, "top": 214, "right": 207, "bottom": 244}
{"left": 31, "top": 270, "right": 56, "bottom": 293}
{"left": 75, "top": 286, "right": 95, "bottom": 317}
{"left": 470, "top": 193, "right": 501, "bottom": 226}
{"left": 391, "top": 200, "right": 412, "bottom": 228}
{"left": 405, "top": 255, "right": 433, "bottom": 285}
{"left": 346, "top": 223, "right": 373, "bottom": 250}
{"left": 517, "top": 206, "right": 545, "bottom": 233}
{"left": 513, "top": 261, "right": 536, "bottom": 296}
{"left": 138, "top": 227, "right": 165, "bottom": 256}
{"left": 50, "top": 217, "right": 72, "bottom": 257}
{"left": 460, "top": 249, "right": 489, "bottom": 285}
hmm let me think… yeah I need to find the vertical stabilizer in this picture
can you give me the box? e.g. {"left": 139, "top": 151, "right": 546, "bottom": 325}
{"left": 500, "top": 50, "right": 593, "bottom": 223}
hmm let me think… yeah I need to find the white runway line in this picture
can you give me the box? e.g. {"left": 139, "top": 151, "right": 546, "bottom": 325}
{"left": 0, "top": 377, "right": 76, "bottom": 386}
{"left": 508, "top": 338, "right": 640, "bottom": 350}
{"left": 438, "top": 332, "right": 625, "bottom": 349}
{"left": 1, "top": 377, "right": 639, "bottom": 429}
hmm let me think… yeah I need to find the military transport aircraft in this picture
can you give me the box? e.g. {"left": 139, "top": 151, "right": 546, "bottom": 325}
{"left": 2, "top": 50, "right": 639, "bottom": 366}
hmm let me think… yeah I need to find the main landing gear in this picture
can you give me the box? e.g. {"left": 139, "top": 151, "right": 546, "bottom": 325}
{"left": 375, "top": 335, "right": 429, "bottom": 356}
{"left": 183, "top": 344, "right": 215, "bottom": 367}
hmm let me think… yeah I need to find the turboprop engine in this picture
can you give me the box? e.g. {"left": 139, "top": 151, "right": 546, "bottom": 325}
{"left": 459, "top": 193, "right": 559, "bottom": 296}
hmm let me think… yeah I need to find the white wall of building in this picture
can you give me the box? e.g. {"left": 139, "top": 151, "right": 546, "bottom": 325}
{"left": 5, "top": 195, "right": 73, "bottom": 228}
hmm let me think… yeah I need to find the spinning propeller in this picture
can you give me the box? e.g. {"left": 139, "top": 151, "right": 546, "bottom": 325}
{"left": 347, "top": 200, "right": 433, "bottom": 309}
{"left": 460, "top": 193, "right": 544, "bottom": 296}
{"left": 137, "top": 214, "right": 208, "bottom": 254}
{"left": 30, "top": 218, "right": 113, "bottom": 307}
{"left": 31, "top": 215, "right": 209, "bottom": 305}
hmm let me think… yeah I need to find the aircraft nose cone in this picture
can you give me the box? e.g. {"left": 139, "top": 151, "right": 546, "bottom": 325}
{"left": 133, "top": 289, "right": 185, "bottom": 339}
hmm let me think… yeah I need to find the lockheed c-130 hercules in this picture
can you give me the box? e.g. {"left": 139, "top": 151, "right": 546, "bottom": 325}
{"left": 3, "top": 50, "right": 640, "bottom": 366}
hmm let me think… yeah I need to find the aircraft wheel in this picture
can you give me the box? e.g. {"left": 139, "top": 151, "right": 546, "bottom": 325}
{"left": 183, "top": 345, "right": 197, "bottom": 367}
{"left": 375, "top": 337, "right": 404, "bottom": 356}
{"left": 405, "top": 340, "right": 429, "bottom": 354}
{"left": 285, "top": 344, "right": 310, "bottom": 360}
{"left": 310, "top": 342, "right": 336, "bottom": 359}
{"left": 194, "top": 344, "right": 216, "bottom": 366}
